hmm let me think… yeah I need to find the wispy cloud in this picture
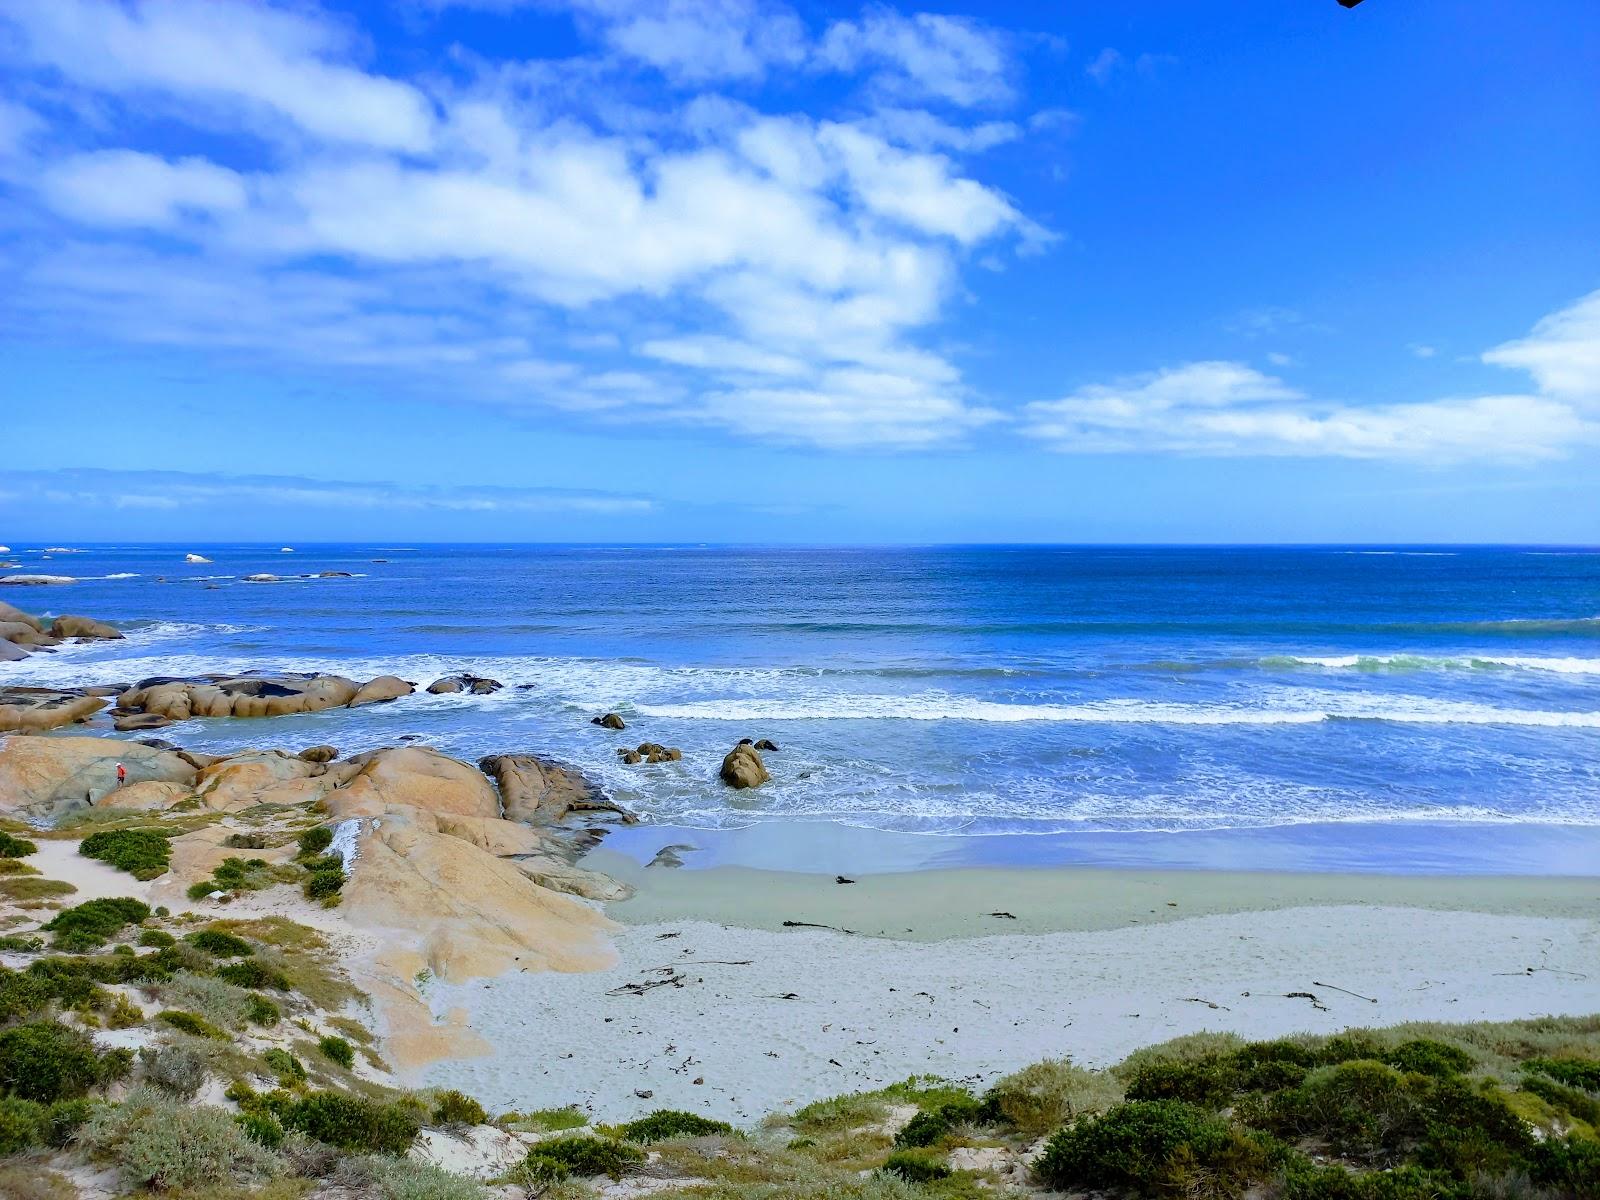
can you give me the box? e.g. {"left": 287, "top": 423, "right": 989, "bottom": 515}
{"left": 0, "top": 469, "right": 656, "bottom": 515}
{"left": 1023, "top": 291, "right": 1600, "bottom": 461}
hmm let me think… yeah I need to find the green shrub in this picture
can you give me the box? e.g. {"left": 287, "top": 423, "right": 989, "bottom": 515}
{"left": 370, "top": 1156, "right": 491, "bottom": 1200}
{"left": 0, "top": 1096, "right": 47, "bottom": 1154}
{"left": 246, "top": 995, "right": 281, "bottom": 1027}
{"left": 80, "top": 1085, "right": 280, "bottom": 1190}
{"left": 318, "top": 1034, "right": 354, "bottom": 1068}
{"left": 280, "top": 1092, "right": 421, "bottom": 1154}
{"left": 507, "top": 1106, "right": 588, "bottom": 1133}
{"left": 432, "top": 1089, "right": 488, "bottom": 1127}
{"left": 1526, "top": 1057, "right": 1600, "bottom": 1093}
{"left": 304, "top": 868, "right": 345, "bottom": 902}
{"left": 297, "top": 827, "right": 333, "bottom": 858}
{"left": 1278, "top": 1160, "right": 1459, "bottom": 1200}
{"left": 0, "top": 832, "right": 37, "bottom": 857}
{"left": 0, "top": 934, "right": 43, "bottom": 953}
{"left": 215, "top": 960, "right": 291, "bottom": 990}
{"left": 136, "top": 929, "right": 175, "bottom": 948}
{"left": 1035, "top": 1099, "right": 1276, "bottom": 1199}
{"left": 981, "top": 1058, "right": 1123, "bottom": 1136}
{"left": 621, "top": 1108, "right": 733, "bottom": 1142}
{"left": 1529, "top": 1134, "right": 1600, "bottom": 1199}
{"left": 0, "top": 859, "right": 38, "bottom": 876}
{"left": 139, "top": 1042, "right": 208, "bottom": 1099}
{"left": 1414, "top": 1080, "right": 1531, "bottom": 1178}
{"left": 0, "top": 966, "right": 52, "bottom": 1022}
{"left": 43, "top": 1097, "right": 94, "bottom": 1147}
{"left": 157, "top": 1009, "right": 228, "bottom": 1040}
{"left": 41, "top": 897, "right": 150, "bottom": 950}
{"left": 1270, "top": 1061, "right": 1425, "bottom": 1165}
{"left": 223, "top": 833, "right": 270, "bottom": 850}
{"left": 263, "top": 1048, "right": 306, "bottom": 1087}
{"left": 162, "top": 969, "right": 254, "bottom": 1029}
{"left": 78, "top": 829, "right": 171, "bottom": 880}
{"left": 186, "top": 929, "right": 254, "bottom": 958}
{"left": 881, "top": 1148, "right": 952, "bottom": 1182}
{"left": 894, "top": 1095, "right": 984, "bottom": 1148}
{"left": 1380, "top": 1040, "right": 1474, "bottom": 1078}
{"left": 522, "top": 1135, "right": 645, "bottom": 1181}
{"left": 235, "top": 1110, "right": 284, "bottom": 1148}
{"left": 0, "top": 1020, "right": 109, "bottom": 1102}
{"left": 1125, "top": 1056, "right": 1242, "bottom": 1109}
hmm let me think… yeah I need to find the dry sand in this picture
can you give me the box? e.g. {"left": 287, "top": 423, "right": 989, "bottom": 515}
{"left": 416, "top": 865, "right": 1600, "bottom": 1124}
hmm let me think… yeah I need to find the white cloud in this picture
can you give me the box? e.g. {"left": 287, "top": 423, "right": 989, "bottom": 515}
{"left": 4, "top": 0, "right": 434, "bottom": 149}
{"left": 42, "top": 150, "right": 247, "bottom": 228}
{"left": 0, "top": 0, "right": 1046, "bottom": 453}
{"left": 1085, "top": 48, "right": 1121, "bottom": 84}
{"left": 1408, "top": 343, "right": 1437, "bottom": 358}
{"left": 566, "top": 0, "right": 807, "bottom": 83}
{"left": 1024, "top": 294, "right": 1600, "bottom": 461}
{"left": 1482, "top": 289, "right": 1600, "bottom": 400}
{"left": 816, "top": 8, "right": 1011, "bottom": 106}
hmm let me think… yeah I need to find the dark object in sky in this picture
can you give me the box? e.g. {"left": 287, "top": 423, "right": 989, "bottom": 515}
{"left": 1338, "top": 0, "right": 1365, "bottom": 7}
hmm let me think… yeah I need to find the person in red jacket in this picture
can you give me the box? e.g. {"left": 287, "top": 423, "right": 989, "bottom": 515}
{"left": 115, "top": 762, "right": 126, "bottom": 788}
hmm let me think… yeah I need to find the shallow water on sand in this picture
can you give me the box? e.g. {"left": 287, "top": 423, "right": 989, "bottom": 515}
{"left": 6, "top": 543, "right": 1599, "bottom": 873}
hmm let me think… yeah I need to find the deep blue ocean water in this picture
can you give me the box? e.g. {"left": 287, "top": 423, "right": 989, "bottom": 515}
{"left": 5, "top": 544, "right": 1599, "bottom": 872}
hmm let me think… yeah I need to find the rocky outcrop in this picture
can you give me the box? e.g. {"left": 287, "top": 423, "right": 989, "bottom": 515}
{"left": 113, "top": 712, "right": 174, "bottom": 732}
{"left": 0, "top": 687, "right": 109, "bottom": 733}
{"left": 331, "top": 747, "right": 501, "bottom": 819}
{"left": 0, "top": 601, "right": 42, "bottom": 632}
{"left": 298, "top": 744, "right": 338, "bottom": 763}
{"left": 0, "top": 574, "right": 75, "bottom": 585}
{"left": 754, "top": 738, "right": 780, "bottom": 751}
{"left": 426, "top": 673, "right": 502, "bottom": 695}
{"left": 49, "top": 615, "right": 123, "bottom": 640}
{"left": 0, "top": 735, "right": 199, "bottom": 823}
{"left": 591, "top": 712, "right": 626, "bottom": 730}
{"left": 478, "top": 754, "right": 632, "bottom": 823}
{"left": 720, "top": 742, "right": 770, "bottom": 789}
{"left": 195, "top": 750, "right": 359, "bottom": 810}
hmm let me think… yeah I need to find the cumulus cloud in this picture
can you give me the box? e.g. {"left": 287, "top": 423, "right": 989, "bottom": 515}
{"left": 0, "top": 0, "right": 1041, "bottom": 452}
{"left": 1024, "top": 293, "right": 1600, "bottom": 461}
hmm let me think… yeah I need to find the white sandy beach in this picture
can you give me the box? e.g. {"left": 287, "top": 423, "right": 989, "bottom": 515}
{"left": 417, "top": 901, "right": 1600, "bottom": 1124}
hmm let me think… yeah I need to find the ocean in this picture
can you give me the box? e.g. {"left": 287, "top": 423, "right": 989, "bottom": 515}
{"left": 6, "top": 544, "right": 1599, "bottom": 874}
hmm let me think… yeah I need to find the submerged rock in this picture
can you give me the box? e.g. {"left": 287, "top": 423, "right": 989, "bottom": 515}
{"left": 350, "top": 675, "right": 415, "bottom": 706}
{"left": 50, "top": 615, "right": 123, "bottom": 640}
{"left": 720, "top": 743, "right": 770, "bottom": 789}
{"left": 426, "top": 673, "right": 502, "bottom": 695}
{"left": 592, "top": 712, "right": 626, "bottom": 730}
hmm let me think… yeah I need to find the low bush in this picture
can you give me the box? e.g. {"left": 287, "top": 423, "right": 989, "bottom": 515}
{"left": 139, "top": 1042, "right": 208, "bottom": 1099}
{"left": 431, "top": 1088, "right": 488, "bottom": 1127}
{"left": 522, "top": 1135, "right": 645, "bottom": 1181}
{"left": 0, "top": 1019, "right": 112, "bottom": 1102}
{"left": 1380, "top": 1039, "right": 1475, "bottom": 1078}
{"left": 0, "top": 832, "right": 37, "bottom": 857}
{"left": 894, "top": 1095, "right": 984, "bottom": 1148}
{"left": 622, "top": 1108, "right": 734, "bottom": 1142}
{"left": 41, "top": 897, "right": 149, "bottom": 950}
{"left": 263, "top": 1048, "right": 306, "bottom": 1087}
{"left": 157, "top": 1009, "right": 228, "bottom": 1040}
{"left": 216, "top": 960, "right": 291, "bottom": 990}
{"left": 369, "top": 1156, "right": 492, "bottom": 1200}
{"left": 304, "top": 867, "right": 345, "bottom": 902}
{"left": 235, "top": 1110, "right": 285, "bottom": 1149}
{"left": 161, "top": 969, "right": 255, "bottom": 1029}
{"left": 1528, "top": 1134, "right": 1600, "bottom": 1199}
{"left": 0, "top": 877, "right": 76, "bottom": 902}
{"left": 0, "top": 1095, "right": 47, "bottom": 1154}
{"left": 1270, "top": 1061, "right": 1424, "bottom": 1165}
{"left": 1526, "top": 1057, "right": 1600, "bottom": 1093}
{"left": 247, "top": 995, "right": 281, "bottom": 1026}
{"left": 223, "top": 832, "right": 270, "bottom": 850}
{"left": 505, "top": 1105, "right": 588, "bottom": 1133}
{"left": 1035, "top": 1099, "right": 1277, "bottom": 1199}
{"left": 186, "top": 929, "right": 254, "bottom": 957}
{"left": 981, "top": 1057, "right": 1123, "bottom": 1136}
{"left": 0, "top": 934, "right": 43, "bottom": 952}
{"left": 188, "top": 856, "right": 284, "bottom": 900}
{"left": 881, "top": 1148, "right": 952, "bottom": 1182}
{"left": 280, "top": 1091, "right": 421, "bottom": 1154}
{"left": 0, "top": 859, "right": 39, "bottom": 876}
{"left": 297, "top": 827, "right": 333, "bottom": 858}
{"left": 78, "top": 829, "right": 171, "bottom": 880}
{"left": 80, "top": 1085, "right": 281, "bottom": 1190}
{"left": 318, "top": 1034, "right": 354, "bottom": 1068}
{"left": 136, "top": 929, "right": 175, "bottom": 948}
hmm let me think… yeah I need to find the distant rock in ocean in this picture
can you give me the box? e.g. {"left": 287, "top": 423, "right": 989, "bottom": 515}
{"left": 185, "top": 552, "right": 212, "bottom": 563}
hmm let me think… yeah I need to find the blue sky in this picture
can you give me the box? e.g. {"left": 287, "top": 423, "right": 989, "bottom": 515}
{"left": 2, "top": 0, "right": 1597, "bottom": 543}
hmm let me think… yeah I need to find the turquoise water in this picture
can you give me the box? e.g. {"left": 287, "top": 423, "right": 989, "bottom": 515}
{"left": 6, "top": 544, "right": 1599, "bottom": 872}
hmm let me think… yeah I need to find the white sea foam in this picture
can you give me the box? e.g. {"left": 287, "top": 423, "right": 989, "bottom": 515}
{"left": 1267, "top": 653, "right": 1600, "bottom": 675}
